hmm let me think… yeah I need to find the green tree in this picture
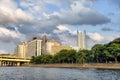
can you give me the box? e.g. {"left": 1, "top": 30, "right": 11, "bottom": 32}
{"left": 91, "top": 44, "right": 105, "bottom": 63}
{"left": 66, "top": 49, "right": 77, "bottom": 63}
{"left": 53, "top": 49, "right": 77, "bottom": 63}
{"left": 34, "top": 56, "right": 42, "bottom": 64}
{"left": 76, "top": 50, "right": 88, "bottom": 64}
{"left": 31, "top": 56, "right": 35, "bottom": 63}
{"left": 30, "top": 54, "right": 53, "bottom": 64}
{"left": 53, "top": 49, "right": 68, "bottom": 63}
{"left": 41, "top": 54, "right": 53, "bottom": 64}
{"left": 102, "top": 46, "right": 110, "bottom": 63}
{"left": 106, "top": 43, "right": 120, "bottom": 63}
{"left": 84, "top": 50, "right": 93, "bottom": 63}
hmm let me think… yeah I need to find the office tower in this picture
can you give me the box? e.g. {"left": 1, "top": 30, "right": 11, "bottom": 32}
{"left": 26, "top": 38, "right": 42, "bottom": 58}
{"left": 14, "top": 42, "right": 27, "bottom": 58}
{"left": 41, "top": 35, "right": 48, "bottom": 54}
{"left": 77, "top": 30, "right": 80, "bottom": 49}
{"left": 77, "top": 30, "right": 86, "bottom": 50}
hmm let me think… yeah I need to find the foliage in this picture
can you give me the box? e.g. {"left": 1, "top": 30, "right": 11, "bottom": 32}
{"left": 106, "top": 43, "right": 120, "bottom": 63}
{"left": 91, "top": 44, "right": 107, "bottom": 63}
{"left": 76, "top": 50, "right": 91, "bottom": 64}
{"left": 31, "top": 54, "right": 53, "bottom": 64}
{"left": 53, "top": 49, "right": 77, "bottom": 63}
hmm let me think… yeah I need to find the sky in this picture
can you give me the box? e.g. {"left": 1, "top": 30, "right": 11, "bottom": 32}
{"left": 0, "top": 0, "right": 119, "bottom": 54}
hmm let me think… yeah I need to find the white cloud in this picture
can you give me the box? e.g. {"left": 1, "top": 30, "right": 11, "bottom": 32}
{"left": 88, "top": 33, "right": 104, "bottom": 42}
{"left": 19, "top": 0, "right": 109, "bottom": 25}
{"left": 57, "top": 0, "right": 109, "bottom": 25}
{"left": 0, "top": 0, "right": 34, "bottom": 23}
{"left": 0, "top": 50, "right": 8, "bottom": 54}
{"left": 0, "top": 27, "right": 25, "bottom": 43}
{"left": 56, "top": 31, "right": 76, "bottom": 46}
{"left": 20, "top": 1, "right": 29, "bottom": 7}
{"left": 52, "top": 25, "right": 77, "bottom": 46}
{"left": 57, "top": 25, "right": 69, "bottom": 31}
{"left": 43, "top": 12, "right": 60, "bottom": 19}
{"left": 0, "top": 27, "right": 19, "bottom": 38}
{"left": 15, "top": 9, "right": 34, "bottom": 22}
{"left": 53, "top": 25, "right": 77, "bottom": 35}
{"left": 53, "top": 25, "right": 69, "bottom": 34}
{"left": 103, "top": 34, "right": 120, "bottom": 42}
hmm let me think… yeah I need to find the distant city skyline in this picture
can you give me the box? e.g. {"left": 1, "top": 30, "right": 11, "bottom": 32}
{"left": 0, "top": 0, "right": 119, "bottom": 53}
{"left": 14, "top": 36, "right": 72, "bottom": 58}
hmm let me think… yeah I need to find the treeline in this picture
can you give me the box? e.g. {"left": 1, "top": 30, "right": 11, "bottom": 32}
{"left": 31, "top": 38, "right": 120, "bottom": 64}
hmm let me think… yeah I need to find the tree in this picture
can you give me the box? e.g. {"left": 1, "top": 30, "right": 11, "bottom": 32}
{"left": 31, "top": 56, "right": 35, "bottom": 63}
{"left": 53, "top": 49, "right": 77, "bottom": 63}
{"left": 106, "top": 43, "right": 120, "bottom": 63}
{"left": 91, "top": 44, "right": 105, "bottom": 63}
{"left": 34, "top": 56, "right": 42, "bottom": 64}
{"left": 84, "top": 50, "right": 93, "bottom": 63}
{"left": 66, "top": 49, "right": 77, "bottom": 63}
{"left": 76, "top": 50, "right": 88, "bottom": 64}
{"left": 102, "top": 46, "right": 110, "bottom": 63}
{"left": 41, "top": 54, "right": 53, "bottom": 64}
{"left": 30, "top": 55, "right": 53, "bottom": 64}
{"left": 53, "top": 49, "right": 68, "bottom": 63}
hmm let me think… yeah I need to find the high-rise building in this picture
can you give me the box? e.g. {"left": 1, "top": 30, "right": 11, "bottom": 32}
{"left": 77, "top": 30, "right": 86, "bottom": 50}
{"left": 46, "top": 41, "right": 54, "bottom": 54}
{"left": 14, "top": 42, "right": 27, "bottom": 58}
{"left": 26, "top": 38, "right": 42, "bottom": 58}
{"left": 77, "top": 30, "right": 80, "bottom": 49}
{"left": 41, "top": 35, "right": 48, "bottom": 54}
{"left": 41, "top": 35, "right": 72, "bottom": 55}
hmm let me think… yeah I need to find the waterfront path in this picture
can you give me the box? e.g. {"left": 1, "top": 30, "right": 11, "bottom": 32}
{"left": 24, "top": 63, "right": 120, "bottom": 70}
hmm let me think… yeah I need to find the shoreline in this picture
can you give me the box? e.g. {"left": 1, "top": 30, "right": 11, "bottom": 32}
{"left": 22, "top": 63, "right": 120, "bottom": 70}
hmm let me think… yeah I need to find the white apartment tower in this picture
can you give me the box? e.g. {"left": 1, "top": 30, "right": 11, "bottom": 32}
{"left": 77, "top": 30, "right": 86, "bottom": 50}
{"left": 26, "top": 38, "right": 42, "bottom": 58}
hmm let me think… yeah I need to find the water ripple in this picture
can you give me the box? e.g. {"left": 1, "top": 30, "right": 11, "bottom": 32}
{"left": 0, "top": 67, "right": 120, "bottom": 80}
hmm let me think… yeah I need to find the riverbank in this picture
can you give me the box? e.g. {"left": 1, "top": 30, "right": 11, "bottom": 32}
{"left": 23, "top": 63, "right": 120, "bottom": 70}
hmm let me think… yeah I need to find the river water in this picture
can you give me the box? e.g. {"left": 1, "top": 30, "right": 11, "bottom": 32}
{"left": 0, "top": 67, "right": 120, "bottom": 80}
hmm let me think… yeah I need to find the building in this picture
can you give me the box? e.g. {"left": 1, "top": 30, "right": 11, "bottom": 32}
{"left": 26, "top": 38, "right": 42, "bottom": 58}
{"left": 41, "top": 35, "right": 72, "bottom": 55}
{"left": 14, "top": 42, "right": 27, "bottom": 58}
{"left": 77, "top": 30, "right": 86, "bottom": 50}
{"left": 14, "top": 35, "right": 72, "bottom": 58}
{"left": 14, "top": 38, "right": 42, "bottom": 58}
{"left": 41, "top": 35, "right": 48, "bottom": 54}
{"left": 45, "top": 39, "right": 72, "bottom": 55}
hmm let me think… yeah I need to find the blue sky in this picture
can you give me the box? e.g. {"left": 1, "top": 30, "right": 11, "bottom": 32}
{"left": 0, "top": 0, "right": 119, "bottom": 53}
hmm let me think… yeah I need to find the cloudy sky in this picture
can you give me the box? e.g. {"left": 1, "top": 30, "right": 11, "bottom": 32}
{"left": 0, "top": 0, "right": 120, "bottom": 53}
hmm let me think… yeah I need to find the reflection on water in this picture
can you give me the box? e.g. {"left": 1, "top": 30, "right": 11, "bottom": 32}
{"left": 0, "top": 67, "right": 120, "bottom": 80}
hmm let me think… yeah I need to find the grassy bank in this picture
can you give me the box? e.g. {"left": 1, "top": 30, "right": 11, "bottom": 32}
{"left": 23, "top": 63, "right": 120, "bottom": 70}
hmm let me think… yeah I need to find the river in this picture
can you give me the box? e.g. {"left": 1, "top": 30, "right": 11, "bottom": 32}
{"left": 0, "top": 67, "right": 120, "bottom": 80}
